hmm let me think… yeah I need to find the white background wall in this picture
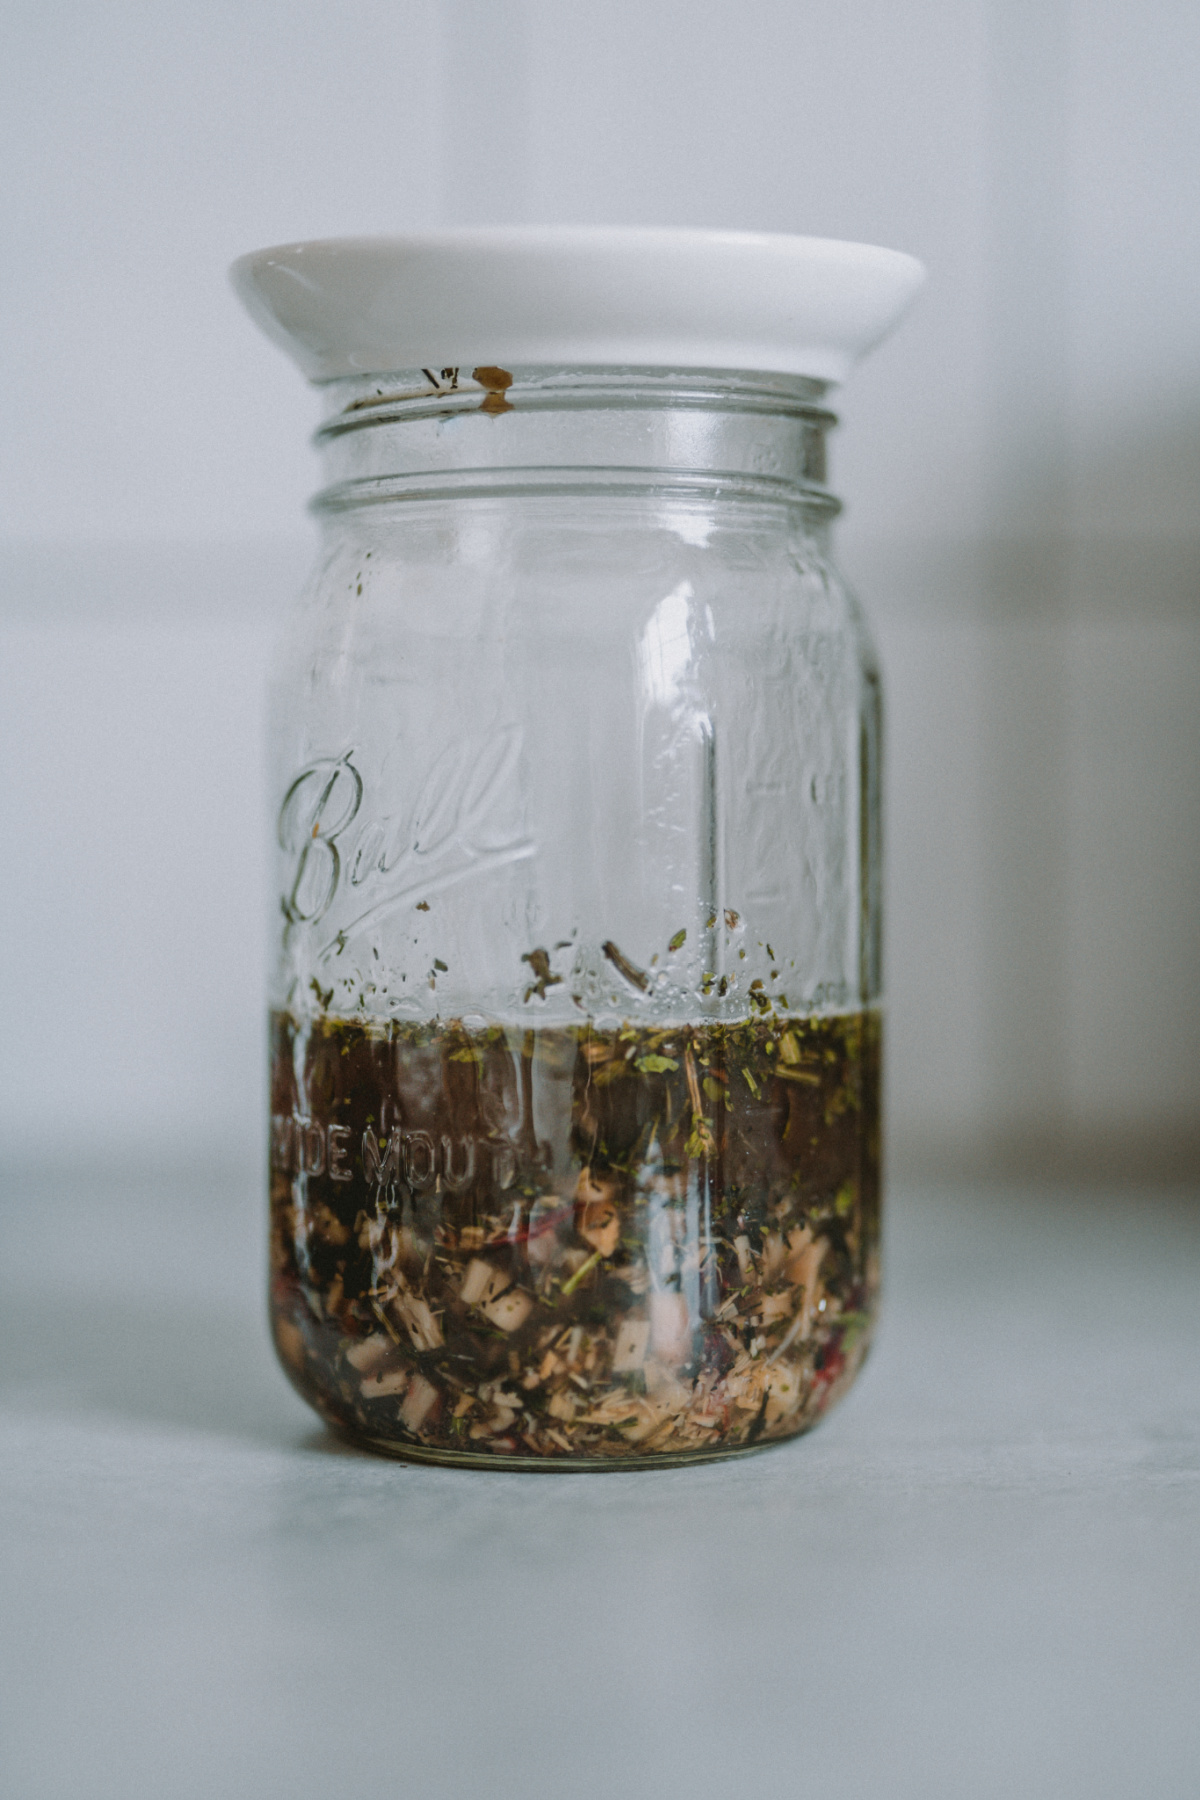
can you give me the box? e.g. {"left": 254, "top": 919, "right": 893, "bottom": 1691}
{"left": 1, "top": 0, "right": 1197, "bottom": 1173}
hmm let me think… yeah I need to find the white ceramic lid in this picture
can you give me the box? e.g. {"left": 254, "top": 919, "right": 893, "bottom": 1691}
{"left": 230, "top": 227, "right": 924, "bottom": 386}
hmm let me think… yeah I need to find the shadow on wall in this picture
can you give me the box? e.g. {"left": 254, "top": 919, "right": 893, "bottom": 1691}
{"left": 869, "top": 394, "right": 1200, "bottom": 1182}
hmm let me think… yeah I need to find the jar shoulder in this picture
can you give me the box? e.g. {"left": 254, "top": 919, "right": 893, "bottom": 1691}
{"left": 276, "top": 506, "right": 876, "bottom": 672}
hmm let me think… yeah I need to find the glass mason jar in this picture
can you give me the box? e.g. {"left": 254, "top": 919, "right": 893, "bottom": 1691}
{"left": 234, "top": 230, "right": 922, "bottom": 1467}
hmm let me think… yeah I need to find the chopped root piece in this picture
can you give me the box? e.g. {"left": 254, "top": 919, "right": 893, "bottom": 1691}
{"left": 576, "top": 1167, "right": 617, "bottom": 1207}
{"left": 759, "top": 1291, "right": 794, "bottom": 1325}
{"left": 459, "top": 1258, "right": 531, "bottom": 1330}
{"left": 577, "top": 1198, "right": 620, "bottom": 1258}
{"left": 344, "top": 1332, "right": 393, "bottom": 1373}
{"left": 345, "top": 1339, "right": 392, "bottom": 1375}
{"left": 400, "top": 1374, "right": 439, "bottom": 1433}
{"left": 770, "top": 1238, "right": 829, "bottom": 1362}
{"left": 764, "top": 1361, "right": 804, "bottom": 1425}
{"left": 390, "top": 1289, "right": 444, "bottom": 1352}
{"left": 458, "top": 1258, "right": 496, "bottom": 1306}
{"left": 481, "top": 1286, "right": 534, "bottom": 1333}
{"left": 580, "top": 1389, "right": 663, "bottom": 1442}
{"left": 360, "top": 1368, "right": 410, "bottom": 1400}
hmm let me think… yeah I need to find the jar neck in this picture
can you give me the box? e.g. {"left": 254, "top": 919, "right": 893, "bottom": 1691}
{"left": 309, "top": 366, "right": 839, "bottom": 518}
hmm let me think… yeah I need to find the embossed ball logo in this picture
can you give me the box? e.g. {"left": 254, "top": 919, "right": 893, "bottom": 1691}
{"left": 276, "top": 727, "right": 533, "bottom": 946}
{"left": 277, "top": 753, "right": 363, "bottom": 924}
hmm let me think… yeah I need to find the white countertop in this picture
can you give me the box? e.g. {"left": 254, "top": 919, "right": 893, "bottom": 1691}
{"left": 2, "top": 1165, "right": 1197, "bottom": 1800}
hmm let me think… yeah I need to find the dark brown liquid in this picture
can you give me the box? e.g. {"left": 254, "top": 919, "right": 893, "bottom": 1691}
{"left": 269, "top": 1010, "right": 880, "bottom": 1465}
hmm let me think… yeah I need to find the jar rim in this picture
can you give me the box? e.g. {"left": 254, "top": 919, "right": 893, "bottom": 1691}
{"left": 308, "top": 367, "right": 841, "bottom": 517}
{"left": 314, "top": 365, "right": 838, "bottom": 439}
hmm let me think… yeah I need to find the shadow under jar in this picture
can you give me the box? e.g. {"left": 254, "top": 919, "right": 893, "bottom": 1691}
{"left": 235, "top": 231, "right": 922, "bottom": 1468}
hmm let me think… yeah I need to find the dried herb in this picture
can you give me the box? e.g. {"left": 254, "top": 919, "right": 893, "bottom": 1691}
{"left": 601, "top": 941, "right": 650, "bottom": 992}
{"left": 269, "top": 1007, "right": 880, "bottom": 1465}
{"left": 521, "top": 947, "right": 562, "bottom": 1002}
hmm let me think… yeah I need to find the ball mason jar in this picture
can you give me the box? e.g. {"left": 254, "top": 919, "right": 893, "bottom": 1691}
{"left": 234, "top": 229, "right": 923, "bottom": 1468}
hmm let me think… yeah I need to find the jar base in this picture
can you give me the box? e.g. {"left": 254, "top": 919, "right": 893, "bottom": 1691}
{"left": 329, "top": 1418, "right": 819, "bottom": 1472}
